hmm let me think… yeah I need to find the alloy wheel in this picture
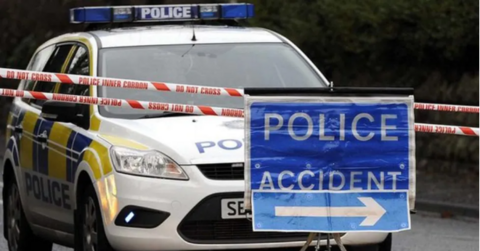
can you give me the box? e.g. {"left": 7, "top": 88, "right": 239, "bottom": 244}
{"left": 7, "top": 185, "right": 21, "bottom": 251}
{"left": 83, "top": 197, "right": 98, "bottom": 251}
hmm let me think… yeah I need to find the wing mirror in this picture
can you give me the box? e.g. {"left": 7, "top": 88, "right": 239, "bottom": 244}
{"left": 40, "top": 101, "right": 83, "bottom": 124}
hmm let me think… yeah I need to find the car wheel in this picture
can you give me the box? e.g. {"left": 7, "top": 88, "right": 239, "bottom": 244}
{"left": 5, "top": 178, "right": 53, "bottom": 251}
{"left": 75, "top": 184, "right": 114, "bottom": 251}
{"left": 348, "top": 233, "right": 392, "bottom": 251}
{"left": 377, "top": 233, "right": 392, "bottom": 251}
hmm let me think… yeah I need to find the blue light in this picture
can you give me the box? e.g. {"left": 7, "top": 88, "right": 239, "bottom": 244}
{"left": 70, "top": 3, "right": 254, "bottom": 24}
{"left": 125, "top": 212, "right": 135, "bottom": 223}
{"left": 221, "top": 4, "right": 254, "bottom": 19}
{"left": 70, "top": 7, "right": 112, "bottom": 23}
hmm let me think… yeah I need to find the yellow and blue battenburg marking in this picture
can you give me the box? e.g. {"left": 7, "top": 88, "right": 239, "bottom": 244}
{"left": 20, "top": 111, "right": 38, "bottom": 170}
{"left": 48, "top": 123, "right": 73, "bottom": 180}
{"left": 5, "top": 105, "right": 134, "bottom": 186}
{"left": 67, "top": 133, "right": 93, "bottom": 182}
{"left": 5, "top": 104, "right": 99, "bottom": 183}
{"left": 35, "top": 120, "right": 95, "bottom": 183}
{"left": 5, "top": 112, "right": 13, "bottom": 142}
{"left": 33, "top": 119, "right": 53, "bottom": 175}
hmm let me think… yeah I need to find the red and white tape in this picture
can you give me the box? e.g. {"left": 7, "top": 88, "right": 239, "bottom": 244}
{"left": 414, "top": 123, "right": 479, "bottom": 137}
{"left": 0, "top": 68, "right": 244, "bottom": 97}
{"left": 414, "top": 103, "right": 479, "bottom": 113}
{"left": 0, "top": 88, "right": 477, "bottom": 137}
{"left": 0, "top": 88, "right": 244, "bottom": 118}
{"left": 0, "top": 67, "right": 478, "bottom": 114}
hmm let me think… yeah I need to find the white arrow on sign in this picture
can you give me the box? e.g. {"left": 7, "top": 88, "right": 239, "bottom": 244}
{"left": 274, "top": 197, "right": 386, "bottom": 226}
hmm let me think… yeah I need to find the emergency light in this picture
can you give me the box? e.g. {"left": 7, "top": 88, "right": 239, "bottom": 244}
{"left": 70, "top": 3, "right": 254, "bottom": 24}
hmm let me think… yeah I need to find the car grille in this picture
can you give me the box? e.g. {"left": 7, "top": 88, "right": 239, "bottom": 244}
{"left": 197, "top": 163, "right": 244, "bottom": 180}
{"left": 179, "top": 219, "right": 309, "bottom": 243}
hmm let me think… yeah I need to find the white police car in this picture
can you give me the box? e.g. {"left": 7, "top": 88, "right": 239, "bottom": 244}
{"left": 2, "top": 3, "right": 392, "bottom": 251}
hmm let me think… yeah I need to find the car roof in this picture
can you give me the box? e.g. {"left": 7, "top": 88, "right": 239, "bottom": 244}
{"left": 51, "top": 25, "right": 285, "bottom": 49}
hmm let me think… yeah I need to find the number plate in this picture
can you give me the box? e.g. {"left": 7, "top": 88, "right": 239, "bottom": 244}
{"left": 221, "top": 198, "right": 251, "bottom": 219}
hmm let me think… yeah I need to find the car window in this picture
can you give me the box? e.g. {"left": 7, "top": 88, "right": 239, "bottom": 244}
{"left": 31, "top": 44, "right": 74, "bottom": 108}
{"left": 98, "top": 43, "right": 327, "bottom": 119}
{"left": 21, "top": 45, "right": 55, "bottom": 103}
{"left": 58, "top": 45, "right": 90, "bottom": 96}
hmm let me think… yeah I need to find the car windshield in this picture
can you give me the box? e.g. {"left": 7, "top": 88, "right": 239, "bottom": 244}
{"left": 98, "top": 43, "right": 327, "bottom": 119}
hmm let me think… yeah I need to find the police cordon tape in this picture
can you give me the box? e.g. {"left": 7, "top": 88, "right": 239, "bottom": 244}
{"left": 1, "top": 67, "right": 478, "bottom": 114}
{"left": 0, "top": 88, "right": 244, "bottom": 117}
{"left": 0, "top": 67, "right": 244, "bottom": 97}
{"left": 414, "top": 102, "right": 479, "bottom": 113}
{"left": 0, "top": 88, "right": 478, "bottom": 137}
{"left": 414, "top": 123, "right": 479, "bottom": 136}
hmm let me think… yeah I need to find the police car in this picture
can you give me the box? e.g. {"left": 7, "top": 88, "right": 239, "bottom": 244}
{"left": 2, "top": 3, "right": 392, "bottom": 251}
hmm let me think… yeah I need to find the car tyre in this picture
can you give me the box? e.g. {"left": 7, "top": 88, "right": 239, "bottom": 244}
{"left": 75, "top": 183, "right": 115, "bottom": 251}
{"left": 348, "top": 233, "right": 392, "bottom": 251}
{"left": 377, "top": 233, "right": 392, "bottom": 251}
{"left": 5, "top": 177, "right": 53, "bottom": 251}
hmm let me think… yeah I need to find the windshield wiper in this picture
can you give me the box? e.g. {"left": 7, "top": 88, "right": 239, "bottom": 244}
{"left": 137, "top": 112, "right": 199, "bottom": 119}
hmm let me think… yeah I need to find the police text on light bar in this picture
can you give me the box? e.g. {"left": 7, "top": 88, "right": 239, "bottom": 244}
{"left": 140, "top": 6, "right": 191, "bottom": 20}
{"left": 70, "top": 3, "right": 254, "bottom": 24}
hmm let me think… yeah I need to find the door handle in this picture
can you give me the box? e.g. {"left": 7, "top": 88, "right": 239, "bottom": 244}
{"left": 37, "top": 131, "right": 48, "bottom": 143}
{"left": 14, "top": 125, "right": 23, "bottom": 134}
{"left": 37, "top": 135, "right": 48, "bottom": 143}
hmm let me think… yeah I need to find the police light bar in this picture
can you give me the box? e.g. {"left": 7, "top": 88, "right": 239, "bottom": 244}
{"left": 70, "top": 3, "right": 254, "bottom": 24}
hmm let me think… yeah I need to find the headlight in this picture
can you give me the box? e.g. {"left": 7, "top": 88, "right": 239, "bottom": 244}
{"left": 110, "top": 146, "right": 188, "bottom": 180}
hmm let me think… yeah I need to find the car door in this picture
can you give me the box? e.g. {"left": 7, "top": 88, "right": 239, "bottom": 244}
{"left": 11, "top": 45, "right": 55, "bottom": 223}
{"left": 21, "top": 43, "right": 76, "bottom": 229}
{"left": 43, "top": 43, "right": 92, "bottom": 232}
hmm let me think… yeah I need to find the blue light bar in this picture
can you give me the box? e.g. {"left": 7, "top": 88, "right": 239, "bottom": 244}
{"left": 70, "top": 3, "right": 254, "bottom": 24}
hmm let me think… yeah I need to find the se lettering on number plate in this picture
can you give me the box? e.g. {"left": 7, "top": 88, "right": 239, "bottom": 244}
{"left": 221, "top": 198, "right": 252, "bottom": 219}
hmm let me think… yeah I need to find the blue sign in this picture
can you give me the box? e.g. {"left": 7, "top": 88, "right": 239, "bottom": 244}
{"left": 245, "top": 97, "right": 415, "bottom": 233}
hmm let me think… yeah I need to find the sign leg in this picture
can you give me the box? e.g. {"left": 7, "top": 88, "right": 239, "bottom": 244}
{"left": 314, "top": 233, "right": 322, "bottom": 251}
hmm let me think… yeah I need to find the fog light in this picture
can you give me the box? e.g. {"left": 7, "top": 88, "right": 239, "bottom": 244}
{"left": 115, "top": 206, "right": 170, "bottom": 228}
{"left": 125, "top": 212, "right": 135, "bottom": 223}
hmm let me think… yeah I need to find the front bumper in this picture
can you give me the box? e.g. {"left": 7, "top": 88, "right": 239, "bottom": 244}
{"left": 177, "top": 192, "right": 310, "bottom": 244}
{"left": 100, "top": 166, "right": 389, "bottom": 251}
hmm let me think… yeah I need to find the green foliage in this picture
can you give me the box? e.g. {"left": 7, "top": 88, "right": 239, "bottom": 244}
{"left": 247, "top": 0, "right": 479, "bottom": 73}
